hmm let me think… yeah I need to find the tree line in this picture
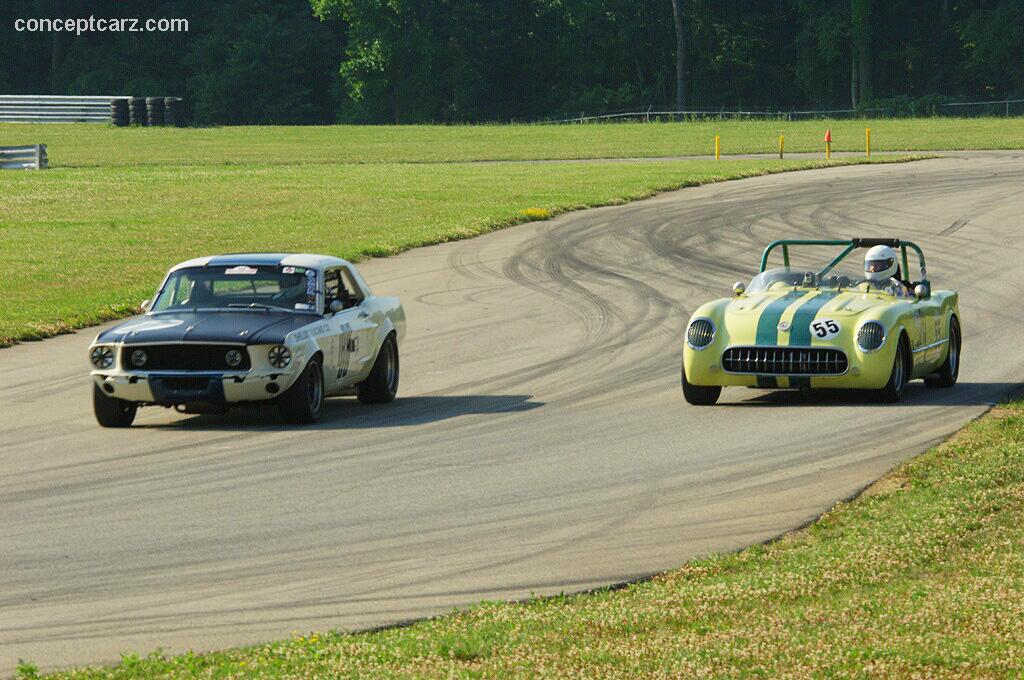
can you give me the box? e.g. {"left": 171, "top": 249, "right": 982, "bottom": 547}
{"left": 1, "top": 0, "right": 1022, "bottom": 125}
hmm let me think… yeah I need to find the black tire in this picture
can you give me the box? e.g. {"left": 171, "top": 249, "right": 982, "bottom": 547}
{"left": 93, "top": 383, "right": 137, "bottom": 428}
{"left": 925, "top": 316, "right": 961, "bottom": 388}
{"left": 681, "top": 360, "right": 721, "bottom": 405}
{"left": 875, "top": 334, "right": 910, "bottom": 403}
{"left": 358, "top": 334, "right": 399, "bottom": 404}
{"left": 278, "top": 357, "right": 324, "bottom": 424}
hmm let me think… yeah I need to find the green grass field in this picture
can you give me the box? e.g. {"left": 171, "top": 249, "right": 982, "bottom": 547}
{"left": 27, "top": 400, "right": 1024, "bottom": 679}
{"left": 0, "top": 148, "right": 906, "bottom": 345}
{"left": 0, "top": 118, "right": 1022, "bottom": 167}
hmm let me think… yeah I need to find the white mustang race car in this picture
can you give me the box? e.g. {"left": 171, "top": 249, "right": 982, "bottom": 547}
{"left": 88, "top": 253, "right": 406, "bottom": 427}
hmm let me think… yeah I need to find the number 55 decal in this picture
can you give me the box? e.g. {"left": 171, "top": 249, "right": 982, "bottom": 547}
{"left": 810, "top": 318, "right": 841, "bottom": 340}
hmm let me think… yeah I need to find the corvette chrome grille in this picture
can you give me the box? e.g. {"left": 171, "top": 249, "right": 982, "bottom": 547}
{"left": 120, "top": 344, "right": 251, "bottom": 371}
{"left": 722, "top": 346, "right": 848, "bottom": 375}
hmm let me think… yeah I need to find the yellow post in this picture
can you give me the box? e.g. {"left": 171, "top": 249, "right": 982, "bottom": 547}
{"left": 865, "top": 127, "right": 871, "bottom": 158}
{"left": 715, "top": 135, "right": 720, "bottom": 160}
{"left": 825, "top": 140, "right": 831, "bottom": 161}
{"left": 779, "top": 134, "right": 784, "bottom": 159}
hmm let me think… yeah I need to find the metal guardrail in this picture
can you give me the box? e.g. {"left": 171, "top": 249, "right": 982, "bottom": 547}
{"left": 0, "top": 144, "right": 47, "bottom": 169}
{"left": 0, "top": 95, "right": 129, "bottom": 123}
{"left": 0, "top": 95, "right": 184, "bottom": 125}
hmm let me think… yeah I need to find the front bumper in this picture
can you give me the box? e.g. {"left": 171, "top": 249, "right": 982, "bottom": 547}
{"left": 91, "top": 367, "right": 301, "bottom": 405}
{"left": 684, "top": 342, "right": 897, "bottom": 390}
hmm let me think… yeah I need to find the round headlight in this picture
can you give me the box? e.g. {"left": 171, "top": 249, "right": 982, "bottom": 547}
{"left": 268, "top": 345, "right": 291, "bottom": 369}
{"left": 90, "top": 346, "right": 114, "bottom": 369}
{"left": 225, "top": 349, "right": 243, "bottom": 368}
{"left": 687, "top": 318, "right": 716, "bottom": 350}
{"left": 130, "top": 349, "right": 148, "bottom": 367}
{"left": 857, "top": 322, "right": 885, "bottom": 351}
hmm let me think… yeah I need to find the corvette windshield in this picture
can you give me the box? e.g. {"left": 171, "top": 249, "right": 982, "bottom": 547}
{"left": 748, "top": 267, "right": 911, "bottom": 296}
{"left": 150, "top": 265, "right": 318, "bottom": 312}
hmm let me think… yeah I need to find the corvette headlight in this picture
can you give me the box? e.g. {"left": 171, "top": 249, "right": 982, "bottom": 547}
{"left": 686, "top": 318, "right": 716, "bottom": 350}
{"left": 90, "top": 346, "right": 114, "bottom": 369}
{"left": 857, "top": 322, "right": 885, "bottom": 351}
{"left": 268, "top": 345, "right": 291, "bottom": 369}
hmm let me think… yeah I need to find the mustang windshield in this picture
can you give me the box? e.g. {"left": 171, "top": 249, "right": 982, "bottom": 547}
{"left": 748, "top": 267, "right": 912, "bottom": 297}
{"left": 151, "top": 265, "right": 318, "bottom": 312}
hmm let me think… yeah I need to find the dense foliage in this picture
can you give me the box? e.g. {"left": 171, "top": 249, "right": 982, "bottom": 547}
{"left": 1, "top": 0, "right": 1023, "bottom": 124}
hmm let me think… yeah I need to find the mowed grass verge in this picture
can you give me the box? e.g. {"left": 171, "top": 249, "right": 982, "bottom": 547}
{"left": 0, "top": 118, "right": 1021, "bottom": 167}
{"left": 0, "top": 157, "right": 911, "bottom": 346}
{"left": 29, "top": 399, "right": 1024, "bottom": 679}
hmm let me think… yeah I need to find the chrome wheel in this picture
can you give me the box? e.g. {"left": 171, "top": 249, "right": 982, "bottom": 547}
{"left": 893, "top": 347, "right": 905, "bottom": 392}
{"left": 948, "top": 324, "right": 959, "bottom": 377}
{"left": 307, "top": 363, "right": 323, "bottom": 412}
{"left": 383, "top": 341, "right": 397, "bottom": 392}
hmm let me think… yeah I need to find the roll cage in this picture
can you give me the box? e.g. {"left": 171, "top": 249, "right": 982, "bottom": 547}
{"left": 759, "top": 238, "right": 928, "bottom": 287}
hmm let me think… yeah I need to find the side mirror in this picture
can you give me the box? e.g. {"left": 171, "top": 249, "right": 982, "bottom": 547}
{"left": 914, "top": 283, "right": 930, "bottom": 300}
{"left": 733, "top": 281, "right": 746, "bottom": 296}
{"left": 140, "top": 299, "right": 151, "bottom": 312}
{"left": 329, "top": 299, "right": 345, "bottom": 314}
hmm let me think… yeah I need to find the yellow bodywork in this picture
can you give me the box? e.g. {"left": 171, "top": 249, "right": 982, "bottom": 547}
{"left": 684, "top": 285, "right": 960, "bottom": 390}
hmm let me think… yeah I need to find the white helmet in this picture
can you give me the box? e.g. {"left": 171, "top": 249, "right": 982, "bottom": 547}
{"left": 864, "top": 245, "right": 898, "bottom": 283}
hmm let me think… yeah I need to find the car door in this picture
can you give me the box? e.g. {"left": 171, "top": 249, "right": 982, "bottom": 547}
{"left": 321, "top": 267, "right": 359, "bottom": 388}
{"left": 922, "top": 294, "right": 945, "bottom": 368}
{"left": 341, "top": 266, "right": 380, "bottom": 378}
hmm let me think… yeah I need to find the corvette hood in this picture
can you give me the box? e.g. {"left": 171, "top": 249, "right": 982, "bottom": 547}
{"left": 721, "top": 288, "right": 893, "bottom": 346}
{"left": 95, "top": 310, "right": 317, "bottom": 346}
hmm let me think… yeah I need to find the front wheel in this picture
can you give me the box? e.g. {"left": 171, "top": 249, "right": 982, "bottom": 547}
{"left": 875, "top": 335, "right": 909, "bottom": 403}
{"left": 93, "top": 383, "right": 137, "bottom": 428}
{"left": 681, "top": 361, "right": 721, "bottom": 406}
{"left": 358, "top": 333, "right": 399, "bottom": 404}
{"left": 279, "top": 357, "right": 324, "bottom": 424}
{"left": 925, "top": 316, "right": 960, "bottom": 388}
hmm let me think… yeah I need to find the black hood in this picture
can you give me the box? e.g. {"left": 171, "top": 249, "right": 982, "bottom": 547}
{"left": 96, "top": 310, "right": 317, "bottom": 346}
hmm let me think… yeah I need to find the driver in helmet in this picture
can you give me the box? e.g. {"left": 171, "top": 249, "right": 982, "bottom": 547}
{"left": 864, "top": 245, "right": 910, "bottom": 296}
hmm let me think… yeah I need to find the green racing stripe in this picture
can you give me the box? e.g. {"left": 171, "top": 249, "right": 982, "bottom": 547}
{"left": 787, "top": 291, "right": 840, "bottom": 388}
{"left": 753, "top": 290, "right": 806, "bottom": 388}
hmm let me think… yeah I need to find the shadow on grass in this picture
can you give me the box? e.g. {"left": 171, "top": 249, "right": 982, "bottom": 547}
{"left": 136, "top": 393, "right": 543, "bottom": 431}
{"left": 725, "top": 381, "right": 1021, "bottom": 408}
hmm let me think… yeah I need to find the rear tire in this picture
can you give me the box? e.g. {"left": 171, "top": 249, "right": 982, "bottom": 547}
{"left": 875, "top": 334, "right": 910, "bottom": 403}
{"left": 358, "top": 333, "right": 399, "bottom": 404}
{"left": 681, "top": 361, "right": 721, "bottom": 405}
{"left": 279, "top": 357, "right": 324, "bottom": 424}
{"left": 93, "top": 383, "right": 137, "bottom": 428}
{"left": 925, "top": 316, "right": 960, "bottom": 388}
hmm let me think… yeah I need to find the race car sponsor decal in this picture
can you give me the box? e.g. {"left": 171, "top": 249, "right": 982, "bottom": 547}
{"left": 225, "top": 265, "right": 258, "bottom": 275}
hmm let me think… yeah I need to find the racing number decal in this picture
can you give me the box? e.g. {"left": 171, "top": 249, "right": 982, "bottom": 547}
{"left": 336, "top": 324, "right": 356, "bottom": 378}
{"left": 810, "top": 318, "right": 841, "bottom": 341}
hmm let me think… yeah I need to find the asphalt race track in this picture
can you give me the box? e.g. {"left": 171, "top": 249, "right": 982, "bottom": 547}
{"left": 2, "top": 152, "right": 1023, "bottom": 671}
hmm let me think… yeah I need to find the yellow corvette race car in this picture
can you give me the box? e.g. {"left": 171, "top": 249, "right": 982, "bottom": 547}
{"left": 681, "top": 238, "right": 961, "bottom": 404}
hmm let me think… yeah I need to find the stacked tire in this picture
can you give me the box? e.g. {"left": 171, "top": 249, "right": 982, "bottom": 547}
{"left": 146, "top": 97, "right": 164, "bottom": 126}
{"left": 110, "top": 98, "right": 129, "bottom": 126}
{"left": 129, "top": 97, "right": 147, "bottom": 125}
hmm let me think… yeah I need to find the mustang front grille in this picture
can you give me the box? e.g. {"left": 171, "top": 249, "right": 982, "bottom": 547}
{"left": 120, "top": 344, "right": 251, "bottom": 371}
{"left": 722, "top": 346, "right": 848, "bottom": 375}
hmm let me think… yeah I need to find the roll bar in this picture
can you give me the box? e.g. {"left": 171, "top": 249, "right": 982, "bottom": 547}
{"left": 759, "top": 238, "right": 927, "bottom": 283}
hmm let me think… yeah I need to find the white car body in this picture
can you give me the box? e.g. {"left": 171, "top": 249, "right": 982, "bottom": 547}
{"left": 88, "top": 253, "right": 405, "bottom": 411}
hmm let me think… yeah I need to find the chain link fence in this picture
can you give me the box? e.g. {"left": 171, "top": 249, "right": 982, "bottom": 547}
{"left": 541, "top": 98, "right": 1024, "bottom": 124}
